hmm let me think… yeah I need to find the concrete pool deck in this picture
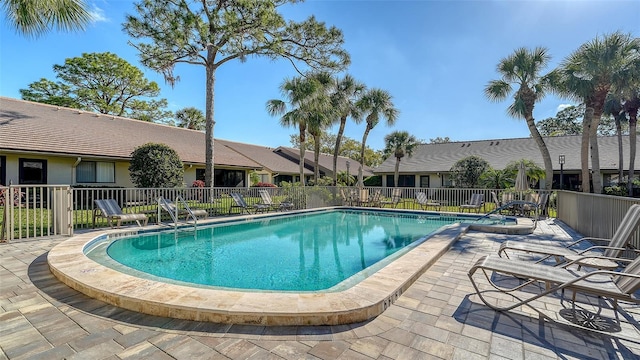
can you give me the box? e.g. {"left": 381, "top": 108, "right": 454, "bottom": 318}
{"left": 1, "top": 218, "right": 639, "bottom": 359}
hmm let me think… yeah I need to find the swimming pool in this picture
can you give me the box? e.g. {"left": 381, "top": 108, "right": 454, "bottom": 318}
{"left": 48, "top": 207, "right": 524, "bottom": 325}
{"left": 88, "top": 209, "right": 466, "bottom": 292}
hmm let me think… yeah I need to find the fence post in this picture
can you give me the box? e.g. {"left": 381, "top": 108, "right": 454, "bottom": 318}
{"left": 1, "top": 187, "right": 8, "bottom": 241}
{"left": 53, "top": 186, "right": 73, "bottom": 236}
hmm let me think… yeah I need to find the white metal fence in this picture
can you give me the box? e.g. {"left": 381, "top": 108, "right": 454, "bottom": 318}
{"left": 0, "top": 184, "right": 558, "bottom": 241}
{"left": 557, "top": 190, "right": 640, "bottom": 250}
{"left": 1, "top": 185, "right": 72, "bottom": 241}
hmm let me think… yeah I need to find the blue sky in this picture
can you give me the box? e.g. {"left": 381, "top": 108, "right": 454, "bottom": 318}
{"left": 1, "top": 1, "right": 638, "bottom": 151}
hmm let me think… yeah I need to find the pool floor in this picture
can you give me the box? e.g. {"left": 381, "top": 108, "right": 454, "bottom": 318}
{"left": 48, "top": 208, "right": 472, "bottom": 325}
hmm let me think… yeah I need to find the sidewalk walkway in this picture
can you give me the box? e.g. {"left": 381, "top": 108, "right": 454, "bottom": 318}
{"left": 1, "top": 219, "right": 639, "bottom": 359}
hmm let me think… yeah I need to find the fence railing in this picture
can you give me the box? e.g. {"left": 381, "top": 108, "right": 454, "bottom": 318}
{"left": 3, "top": 185, "right": 557, "bottom": 241}
{"left": 557, "top": 190, "right": 640, "bottom": 251}
{"left": 1, "top": 185, "right": 72, "bottom": 241}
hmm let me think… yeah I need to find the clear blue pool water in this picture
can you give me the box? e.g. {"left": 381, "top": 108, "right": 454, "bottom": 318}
{"left": 90, "top": 209, "right": 502, "bottom": 292}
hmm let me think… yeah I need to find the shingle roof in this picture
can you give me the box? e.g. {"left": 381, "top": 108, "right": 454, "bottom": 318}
{"left": 0, "top": 97, "right": 261, "bottom": 169}
{"left": 219, "top": 139, "right": 312, "bottom": 175}
{"left": 274, "top": 146, "right": 374, "bottom": 176}
{"left": 374, "top": 136, "right": 637, "bottom": 173}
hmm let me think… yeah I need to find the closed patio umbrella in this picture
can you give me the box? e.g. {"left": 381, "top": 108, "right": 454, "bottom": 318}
{"left": 514, "top": 162, "right": 529, "bottom": 200}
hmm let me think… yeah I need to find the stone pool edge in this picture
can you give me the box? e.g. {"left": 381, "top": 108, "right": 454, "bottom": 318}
{"left": 47, "top": 220, "right": 469, "bottom": 326}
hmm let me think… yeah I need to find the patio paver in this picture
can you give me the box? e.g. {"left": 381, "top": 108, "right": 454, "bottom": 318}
{"left": 1, "top": 219, "right": 639, "bottom": 359}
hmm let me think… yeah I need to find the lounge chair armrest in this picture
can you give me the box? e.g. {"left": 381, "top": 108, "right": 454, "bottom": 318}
{"left": 552, "top": 269, "right": 640, "bottom": 293}
{"left": 577, "top": 245, "right": 628, "bottom": 254}
{"left": 574, "top": 269, "right": 640, "bottom": 280}
{"left": 561, "top": 254, "right": 634, "bottom": 268}
{"left": 565, "top": 236, "right": 610, "bottom": 248}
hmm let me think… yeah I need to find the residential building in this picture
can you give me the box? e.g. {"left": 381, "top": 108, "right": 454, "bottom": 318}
{"left": 374, "top": 136, "right": 638, "bottom": 190}
{"left": 0, "top": 97, "right": 370, "bottom": 187}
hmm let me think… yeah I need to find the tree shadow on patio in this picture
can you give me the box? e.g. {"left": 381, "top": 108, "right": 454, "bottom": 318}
{"left": 454, "top": 294, "right": 640, "bottom": 358}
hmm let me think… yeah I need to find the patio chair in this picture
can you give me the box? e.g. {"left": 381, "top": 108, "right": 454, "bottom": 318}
{"left": 522, "top": 192, "right": 549, "bottom": 217}
{"left": 415, "top": 191, "right": 440, "bottom": 211}
{"left": 459, "top": 193, "right": 484, "bottom": 213}
{"left": 229, "top": 192, "right": 270, "bottom": 215}
{"left": 380, "top": 188, "right": 403, "bottom": 208}
{"left": 258, "top": 189, "right": 293, "bottom": 211}
{"left": 157, "top": 196, "right": 208, "bottom": 222}
{"left": 93, "top": 199, "right": 148, "bottom": 228}
{"left": 357, "top": 189, "right": 381, "bottom": 207}
{"left": 499, "top": 204, "right": 640, "bottom": 268}
{"left": 341, "top": 188, "right": 359, "bottom": 206}
{"left": 490, "top": 191, "right": 509, "bottom": 214}
{"left": 368, "top": 189, "right": 382, "bottom": 207}
{"left": 468, "top": 254, "right": 640, "bottom": 316}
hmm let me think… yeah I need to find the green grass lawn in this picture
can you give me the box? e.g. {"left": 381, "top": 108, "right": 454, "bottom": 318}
{"left": 2, "top": 198, "right": 556, "bottom": 240}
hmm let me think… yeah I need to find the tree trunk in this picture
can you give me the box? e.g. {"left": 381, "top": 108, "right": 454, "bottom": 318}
{"left": 299, "top": 124, "right": 306, "bottom": 187}
{"left": 628, "top": 115, "right": 637, "bottom": 196}
{"left": 526, "top": 115, "right": 553, "bottom": 190}
{"left": 616, "top": 117, "right": 624, "bottom": 181}
{"left": 394, "top": 157, "right": 400, "bottom": 188}
{"left": 333, "top": 116, "right": 347, "bottom": 185}
{"left": 580, "top": 107, "right": 594, "bottom": 192}
{"left": 314, "top": 134, "right": 321, "bottom": 183}
{"left": 590, "top": 108, "right": 605, "bottom": 194}
{"left": 204, "top": 55, "right": 216, "bottom": 187}
{"left": 359, "top": 125, "right": 371, "bottom": 187}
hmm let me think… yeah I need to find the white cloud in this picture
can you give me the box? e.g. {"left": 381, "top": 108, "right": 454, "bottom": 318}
{"left": 556, "top": 103, "right": 574, "bottom": 112}
{"left": 89, "top": 4, "right": 108, "bottom": 23}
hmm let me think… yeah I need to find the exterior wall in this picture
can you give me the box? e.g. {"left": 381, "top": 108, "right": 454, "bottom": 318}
{"left": 253, "top": 170, "right": 273, "bottom": 185}
{"left": 381, "top": 173, "right": 445, "bottom": 188}
{"left": 0, "top": 151, "right": 229, "bottom": 188}
{"left": 113, "top": 161, "right": 134, "bottom": 187}
{"left": 2, "top": 153, "right": 20, "bottom": 184}
{"left": 2, "top": 153, "right": 77, "bottom": 185}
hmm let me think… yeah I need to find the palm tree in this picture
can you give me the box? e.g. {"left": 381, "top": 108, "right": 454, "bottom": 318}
{"left": 2, "top": 0, "right": 92, "bottom": 38}
{"left": 622, "top": 89, "right": 640, "bottom": 196}
{"left": 484, "top": 47, "right": 554, "bottom": 191}
{"left": 330, "top": 75, "right": 365, "bottom": 185}
{"left": 553, "top": 31, "right": 640, "bottom": 193}
{"left": 356, "top": 88, "right": 399, "bottom": 186}
{"left": 603, "top": 94, "right": 627, "bottom": 181}
{"left": 383, "top": 131, "right": 419, "bottom": 187}
{"left": 479, "top": 168, "right": 512, "bottom": 189}
{"left": 175, "top": 107, "right": 206, "bottom": 130}
{"left": 267, "top": 76, "right": 325, "bottom": 185}
{"left": 305, "top": 72, "right": 335, "bottom": 184}
{"left": 307, "top": 112, "right": 331, "bottom": 183}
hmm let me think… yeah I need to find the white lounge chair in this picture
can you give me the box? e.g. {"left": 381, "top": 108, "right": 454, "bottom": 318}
{"left": 157, "top": 196, "right": 208, "bottom": 223}
{"left": 460, "top": 193, "right": 484, "bottom": 213}
{"left": 229, "top": 192, "right": 270, "bottom": 214}
{"left": 499, "top": 204, "right": 640, "bottom": 268}
{"left": 93, "top": 199, "right": 148, "bottom": 228}
{"left": 380, "top": 188, "right": 403, "bottom": 208}
{"left": 415, "top": 191, "right": 440, "bottom": 211}
{"left": 258, "top": 189, "right": 293, "bottom": 211}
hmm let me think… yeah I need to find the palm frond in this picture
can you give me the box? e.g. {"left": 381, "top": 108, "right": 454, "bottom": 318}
{"left": 484, "top": 80, "right": 512, "bottom": 102}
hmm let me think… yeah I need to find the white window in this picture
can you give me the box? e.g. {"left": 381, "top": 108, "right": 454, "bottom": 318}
{"left": 76, "top": 161, "right": 115, "bottom": 183}
{"left": 442, "top": 174, "right": 453, "bottom": 187}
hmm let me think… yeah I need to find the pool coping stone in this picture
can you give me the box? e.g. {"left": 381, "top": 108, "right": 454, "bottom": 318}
{"left": 48, "top": 208, "right": 472, "bottom": 326}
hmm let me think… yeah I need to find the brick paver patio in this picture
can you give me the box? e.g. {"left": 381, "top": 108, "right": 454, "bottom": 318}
{"left": 1, "top": 218, "right": 639, "bottom": 359}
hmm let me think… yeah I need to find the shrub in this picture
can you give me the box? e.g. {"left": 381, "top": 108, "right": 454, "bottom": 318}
{"left": 255, "top": 182, "right": 277, "bottom": 187}
{"left": 129, "top": 143, "right": 184, "bottom": 188}
{"left": 192, "top": 180, "right": 205, "bottom": 188}
{"left": 363, "top": 175, "right": 382, "bottom": 186}
{"left": 450, "top": 155, "right": 490, "bottom": 188}
{"left": 307, "top": 176, "right": 333, "bottom": 186}
{"left": 604, "top": 185, "right": 628, "bottom": 197}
